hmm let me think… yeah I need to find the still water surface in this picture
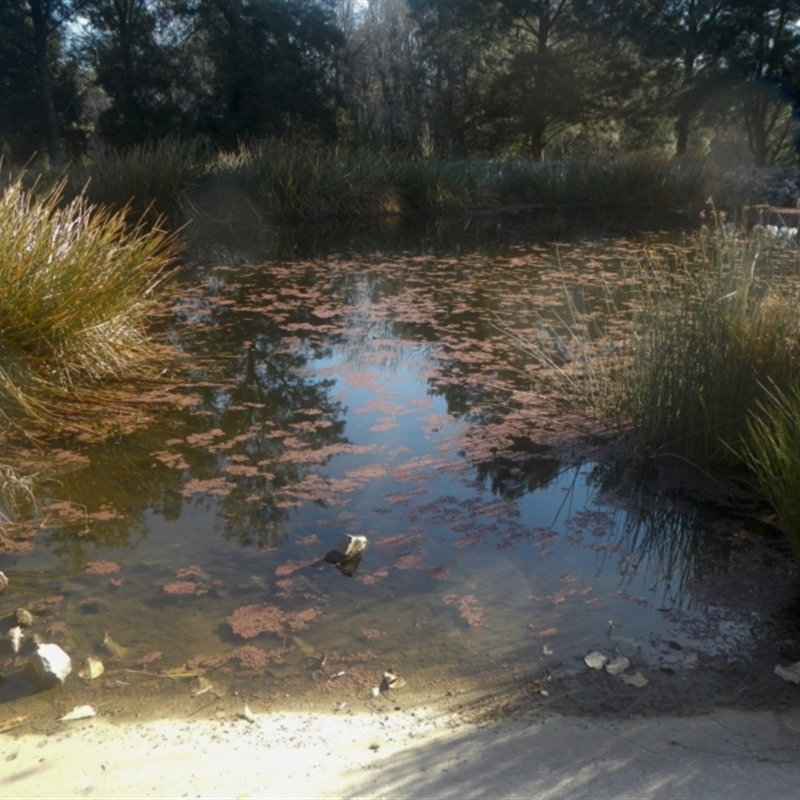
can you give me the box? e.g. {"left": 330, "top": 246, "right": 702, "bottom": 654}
{"left": 0, "top": 211, "right": 760, "bottom": 716}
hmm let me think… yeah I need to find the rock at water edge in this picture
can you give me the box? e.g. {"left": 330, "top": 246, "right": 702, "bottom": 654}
{"left": 25, "top": 643, "right": 72, "bottom": 688}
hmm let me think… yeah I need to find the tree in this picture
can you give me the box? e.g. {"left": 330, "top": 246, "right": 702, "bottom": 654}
{"left": 725, "top": 0, "right": 800, "bottom": 166}
{"left": 83, "top": 0, "right": 193, "bottom": 146}
{"left": 0, "top": 0, "right": 83, "bottom": 163}
{"left": 584, "top": 1, "right": 739, "bottom": 157}
{"left": 191, "top": 0, "right": 344, "bottom": 145}
{"left": 409, "top": 0, "right": 496, "bottom": 156}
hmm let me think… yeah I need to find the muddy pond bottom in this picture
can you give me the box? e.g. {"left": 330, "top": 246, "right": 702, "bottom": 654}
{"left": 1, "top": 238, "right": 798, "bottom": 728}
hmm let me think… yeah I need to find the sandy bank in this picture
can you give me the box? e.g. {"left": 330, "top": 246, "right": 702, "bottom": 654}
{"left": 3, "top": 702, "right": 800, "bottom": 799}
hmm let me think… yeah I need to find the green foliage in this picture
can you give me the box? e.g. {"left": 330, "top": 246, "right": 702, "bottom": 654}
{"left": 191, "top": 0, "right": 343, "bottom": 146}
{"left": 0, "top": 173, "right": 179, "bottom": 428}
{"left": 212, "top": 141, "right": 489, "bottom": 218}
{"left": 68, "top": 140, "right": 710, "bottom": 221}
{"left": 618, "top": 218, "right": 800, "bottom": 466}
{"left": 68, "top": 139, "right": 209, "bottom": 223}
{"left": 85, "top": 0, "right": 191, "bottom": 147}
{"left": 742, "top": 384, "right": 800, "bottom": 564}
{"left": 493, "top": 153, "right": 707, "bottom": 209}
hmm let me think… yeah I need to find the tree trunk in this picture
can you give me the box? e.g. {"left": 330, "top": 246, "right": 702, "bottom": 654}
{"left": 29, "top": 0, "right": 63, "bottom": 165}
{"left": 675, "top": 111, "right": 690, "bottom": 157}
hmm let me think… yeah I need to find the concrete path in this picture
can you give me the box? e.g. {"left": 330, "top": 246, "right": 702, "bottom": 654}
{"left": 2, "top": 705, "right": 800, "bottom": 798}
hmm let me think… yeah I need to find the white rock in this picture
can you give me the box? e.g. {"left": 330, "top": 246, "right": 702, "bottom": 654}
{"left": 0, "top": 571, "right": 8, "bottom": 593}
{"left": 8, "top": 626, "right": 23, "bottom": 654}
{"left": 336, "top": 534, "right": 368, "bottom": 558}
{"left": 77, "top": 656, "right": 105, "bottom": 680}
{"left": 775, "top": 662, "right": 800, "bottom": 684}
{"left": 620, "top": 672, "right": 649, "bottom": 688}
{"left": 59, "top": 705, "right": 96, "bottom": 722}
{"left": 605, "top": 655, "right": 630, "bottom": 676}
{"left": 584, "top": 651, "right": 608, "bottom": 670}
{"left": 25, "top": 642, "right": 72, "bottom": 688}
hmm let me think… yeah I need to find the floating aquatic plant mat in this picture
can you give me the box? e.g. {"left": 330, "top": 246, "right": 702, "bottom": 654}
{"left": 1, "top": 229, "right": 798, "bottom": 729}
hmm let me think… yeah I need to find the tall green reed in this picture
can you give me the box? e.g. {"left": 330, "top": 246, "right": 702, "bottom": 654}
{"left": 621, "top": 217, "right": 800, "bottom": 466}
{"left": 742, "top": 384, "right": 800, "bottom": 563}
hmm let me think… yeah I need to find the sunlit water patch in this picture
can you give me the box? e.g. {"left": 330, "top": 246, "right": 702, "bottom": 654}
{"left": 0, "top": 231, "right": 778, "bottom": 721}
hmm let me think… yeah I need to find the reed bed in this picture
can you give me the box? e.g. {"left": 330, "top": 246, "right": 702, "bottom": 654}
{"left": 491, "top": 153, "right": 707, "bottom": 209}
{"left": 0, "top": 173, "right": 179, "bottom": 431}
{"left": 512, "top": 216, "right": 800, "bottom": 467}
{"left": 42, "top": 139, "right": 709, "bottom": 222}
{"left": 213, "top": 141, "right": 492, "bottom": 218}
{"left": 621, "top": 218, "right": 800, "bottom": 466}
{"left": 66, "top": 139, "right": 209, "bottom": 223}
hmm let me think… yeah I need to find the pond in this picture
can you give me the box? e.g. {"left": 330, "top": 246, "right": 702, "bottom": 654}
{"left": 1, "top": 208, "right": 797, "bottom": 726}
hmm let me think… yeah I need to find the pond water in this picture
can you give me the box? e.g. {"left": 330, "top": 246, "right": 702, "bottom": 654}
{"left": 0, "top": 210, "right": 789, "bottom": 723}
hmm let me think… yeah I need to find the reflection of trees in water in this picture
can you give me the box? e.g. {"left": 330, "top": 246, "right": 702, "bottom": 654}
{"left": 34, "top": 265, "right": 350, "bottom": 563}
{"left": 26, "top": 222, "right": 697, "bottom": 566}
{"left": 584, "top": 460, "right": 734, "bottom": 610}
{"left": 165, "top": 265, "right": 349, "bottom": 548}
{"left": 187, "top": 208, "right": 687, "bottom": 263}
{"left": 474, "top": 441, "right": 562, "bottom": 501}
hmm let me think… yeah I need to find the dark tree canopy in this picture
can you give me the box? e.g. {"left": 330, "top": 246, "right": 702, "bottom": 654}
{"left": 0, "top": 0, "right": 797, "bottom": 164}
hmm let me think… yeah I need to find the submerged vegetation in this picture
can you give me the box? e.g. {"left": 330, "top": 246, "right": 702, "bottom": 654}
{"left": 0, "top": 172, "right": 179, "bottom": 434}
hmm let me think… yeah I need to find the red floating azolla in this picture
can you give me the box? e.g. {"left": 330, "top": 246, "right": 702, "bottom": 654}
{"left": 85, "top": 561, "right": 120, "bottom": 575}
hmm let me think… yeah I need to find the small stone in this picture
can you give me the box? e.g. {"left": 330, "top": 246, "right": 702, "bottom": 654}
{"left": 775, "top": 662, "right": 800, "bottom": 684}
{"left": 102, "top": 632, "right": 128, "bottom": 660}
{"left": 335, "top": 534, "right": 367, "bottom": 559}
{"left": 25, "top": 642, "right": 72, "bottom": 688}
{"left": 7, "top": 626, "right": 23, "bottom": 654}
{"left": 15, "top": 608, "right": 34, "bottom": 627}
{"left": 59, "top": 705, "right": 96, "bottom": 722}
{"left": 620, "top": 672, "right": 649, "bottom": 688}
{"left": 77, "top": 656, "right": 105, "bottom": 680}
{"left": 0, "top": 571, "right": 8, "bottom": 594}
{"left": 380, "top": 670, "right": 407, "bottom": 691}
{"left": 584, "top": 651, "right": 608, "bottom": 670}
{"left": 605, "top": 655, "right": 630, "bottom": 676}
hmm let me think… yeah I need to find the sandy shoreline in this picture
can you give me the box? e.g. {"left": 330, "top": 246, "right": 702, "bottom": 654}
{"left": 3, "top": 701, "right": 800, "bottom": 799}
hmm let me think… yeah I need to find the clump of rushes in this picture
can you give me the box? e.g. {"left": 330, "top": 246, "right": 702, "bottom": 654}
{"left": 613, "top": 215, "right": 800, "bottom": 467}
{"left": 742, "top": 384, "right": 800, "bottom": 564}
{"left": 68, "top": 138, "right": 208, "bottom": 223}
{"left": 492, "top": 153, "right": 707, "bottom": 210}
{"left": 0, "top": 174, "right": 179, "bottom": 430}
{"left": 213, "top": 140, "right": 493, "bottom": 219}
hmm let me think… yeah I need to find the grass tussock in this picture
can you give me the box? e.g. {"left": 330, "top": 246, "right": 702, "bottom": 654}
{"left": 514, "top": 215, "right": 800, "bottom": 559}
{"left": 66, "top": 138, "right": 209, "bottom": 223}
{"left": 620, "top": 217, "right": 800, "bottom": 466}
{"left": 0, "top": 173, "right": 180, "bottom": 430}
{"left": 518, "top": 215, "right": 800, "bottom": 469}
{"left": 743, "top": 385, "right": 800, "bottom": 562}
